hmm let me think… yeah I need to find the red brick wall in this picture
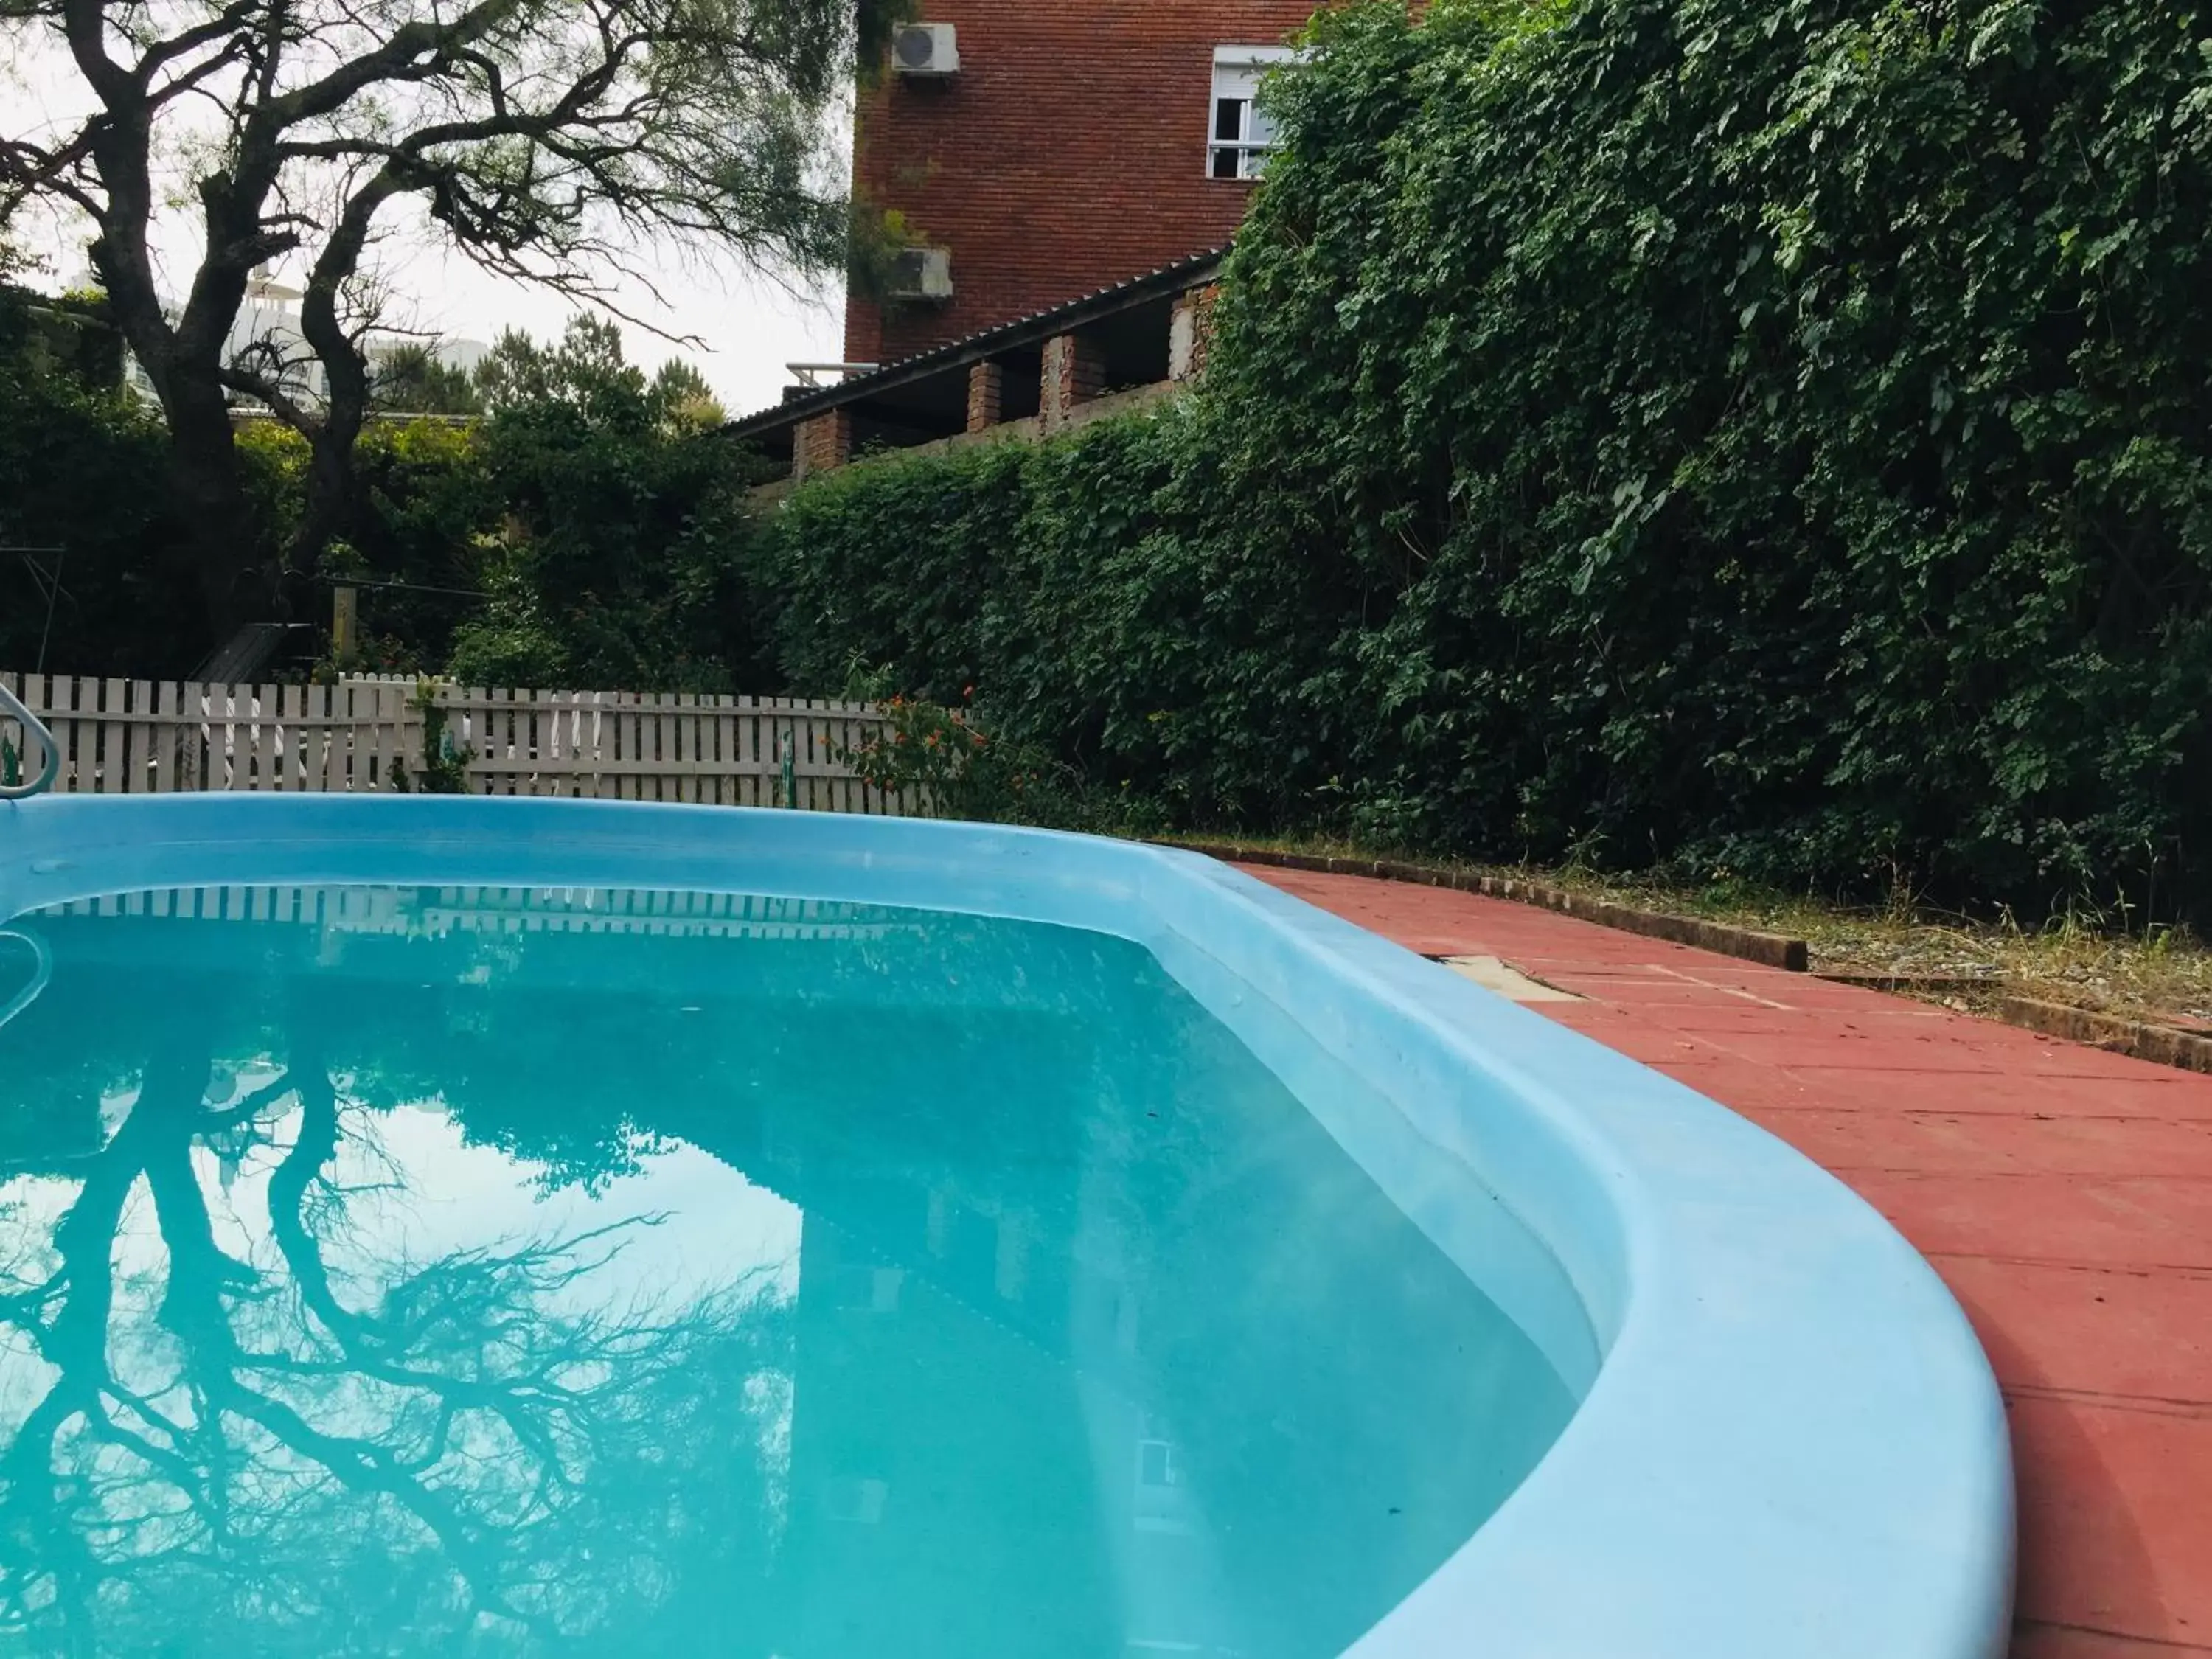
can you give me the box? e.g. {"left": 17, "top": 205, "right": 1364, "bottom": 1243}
{"left": 794, "top": 408, "right": 854, "bottom": 481}
{"left": 845, "top": 0, "right": 1321, "bottom": 366}
{"left": 965, "top": 361, "right": 1005, "bottom": 431}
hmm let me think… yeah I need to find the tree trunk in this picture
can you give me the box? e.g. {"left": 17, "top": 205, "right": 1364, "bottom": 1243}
{"left": 161, "top": 369, "right": 262, "bottom": 651}
{"left": 86, "top": 170, "right": 270, "bottom": 656}
{"left": 281, "top": 176, "right": 397, "bottom": 585}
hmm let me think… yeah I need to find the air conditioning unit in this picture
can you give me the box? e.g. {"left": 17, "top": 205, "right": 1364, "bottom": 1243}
{"left": 888, "top": 247, "right": 954, "bottom": 302}
{"left": 893, "top": 22, "right": 959, "bottom": 77}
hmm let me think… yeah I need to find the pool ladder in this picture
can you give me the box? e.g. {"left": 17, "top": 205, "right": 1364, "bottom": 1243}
{"left": 0, "top": 684, "right": 58, "bottom": 1033}
{"left": 0, "top": 926, "right": 52, "bottom": 1035}
{"left": 0, "top": 681, "right": 60, "bottom": 800}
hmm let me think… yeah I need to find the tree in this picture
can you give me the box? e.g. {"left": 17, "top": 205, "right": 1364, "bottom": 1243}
{"left": 473, "top": 313, "right": 645, "bottom": 414}
{"left": 0, "top": 0, "right": 900, "bottom": 644}
{"left": 473, "top": 314, "right": 721, "bottom": 425}
{"left": 648, "top": 355, "right": 726, "bottom": 428}
{"left": 443, "top": 316, "right": 766, "bottom": 690}
{"left": 367, "top": 341, "right": 484, "bottom": 415}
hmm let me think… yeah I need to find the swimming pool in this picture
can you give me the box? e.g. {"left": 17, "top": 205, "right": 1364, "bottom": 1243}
{"left": 0, "top": 793, "right": 2014, "bottom": 1656}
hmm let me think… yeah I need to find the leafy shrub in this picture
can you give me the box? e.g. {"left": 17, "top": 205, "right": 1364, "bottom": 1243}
{"left": 387, "top": 681, "right": 477, "bottom": 796}
{"left": 4, "top": 306, "right": 765, "bottom": 688}
{"left": 0, "top": 295, "right": 190, "bottom": 674}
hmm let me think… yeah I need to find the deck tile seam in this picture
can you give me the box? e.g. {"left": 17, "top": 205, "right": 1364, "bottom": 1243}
{"left": 1801, "top": 1166, "right": 2212, "bottom": 1183}
{"left": 1672, "top": 1102, "right": 2212, "bottom": 1124}
{"left": 2015, "top": 1618, "right": 2212, "bottom": 1653}
{"left": 1775, "top": 1082, "right": 2212, "bottom": 1095}
{"left": 1728, "top": 1107, "right": 2212, "bottom": 1126}
{"left": 1924, "top": 1251, "right": 2212, "bottom": 1281}
{"left": 1708, "top": 1062, "right": 2197, "bottom": 1077}
{"left": 1734, "top": 1109, "right": 2212, "bottom": 1124}
{"left": 2001, "top": 1384, "right": 2212, "bottom": 1419}
{"left": 1834, "top": 1166, "right": 2212, "bottom": 1180}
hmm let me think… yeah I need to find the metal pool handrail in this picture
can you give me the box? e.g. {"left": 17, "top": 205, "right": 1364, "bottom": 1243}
{"left": 0, "top": 926, "right": 52, "bottom": 1035}
{"left": 0, "top": 682, "right": 60, "bottom": 799}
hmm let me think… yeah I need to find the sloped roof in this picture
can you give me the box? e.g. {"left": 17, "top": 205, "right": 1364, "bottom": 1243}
{"left": 723, "top": 246, "right": 1225, "bottom": 440}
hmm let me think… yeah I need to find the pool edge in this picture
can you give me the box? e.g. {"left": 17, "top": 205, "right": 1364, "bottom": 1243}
{"left": 0, "top": 793, "right": 2016, "bottom": 1658}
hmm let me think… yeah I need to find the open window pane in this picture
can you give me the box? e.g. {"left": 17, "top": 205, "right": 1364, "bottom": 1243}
{"left": 1209, "top": 46, "right": 1293, "bottom": 178}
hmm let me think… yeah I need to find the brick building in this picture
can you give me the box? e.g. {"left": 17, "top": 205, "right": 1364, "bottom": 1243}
{"left": 845, "top": 1, "right": 1320, "bottom": 367}
{"left": 731, "top": 2, "right": 1324, "bottom": 481}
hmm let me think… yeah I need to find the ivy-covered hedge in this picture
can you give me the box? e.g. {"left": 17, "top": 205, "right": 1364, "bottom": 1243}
{"left": 755, "top": 0, "right": 2212, "bottom": 920}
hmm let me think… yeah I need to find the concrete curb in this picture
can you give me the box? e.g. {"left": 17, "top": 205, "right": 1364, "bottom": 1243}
{"left": 1996, "top": 995, "right": 2212, "bottom": 1077}
{"left": 1152, "top": 839, "right": 1811, "bottom": 974}
{"left": 1811, "top": 970, "right": 2003, "bottom": 995}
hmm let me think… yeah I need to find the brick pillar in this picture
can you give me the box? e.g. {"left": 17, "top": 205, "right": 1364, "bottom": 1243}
{"left": 1040, "top": 333, "right": 1107, "bottom": 431}
{"left": 793, "top": 408, "right": 852, "bottom": 482}
{"left": 967, "top": 361, "right": 1005, "bottom": 432}
{"left": 1169, "top": 285, "right": 1221, "bottom": 382}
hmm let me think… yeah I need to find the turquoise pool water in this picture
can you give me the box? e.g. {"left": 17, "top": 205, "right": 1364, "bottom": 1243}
{"left": 0, "top": 885, "right": 1576, "bottom": 1658}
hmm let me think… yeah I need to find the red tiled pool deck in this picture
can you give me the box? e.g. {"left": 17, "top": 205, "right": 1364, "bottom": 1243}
{"left": 1249, "top": 864, "right": 2212, "bottom": 1659}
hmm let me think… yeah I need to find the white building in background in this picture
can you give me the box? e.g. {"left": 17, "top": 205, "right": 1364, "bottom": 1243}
{"left": 119, "top": 268, "right": 486, "bottom": 412}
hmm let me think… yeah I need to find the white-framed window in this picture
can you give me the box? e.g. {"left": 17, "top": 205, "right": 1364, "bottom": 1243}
{"left": 1209, "top": 46, "right": 1295, "bottom": 179}
{"left": 830, "top": 1262, "right": 905, "bottom": 1313}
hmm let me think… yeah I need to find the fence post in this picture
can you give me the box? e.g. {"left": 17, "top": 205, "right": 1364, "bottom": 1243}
{"left": 331, "top": 585, "right": 358, "bottom": 667}
{"left": 180, "top": 683, "right": 204, "bottom": 791}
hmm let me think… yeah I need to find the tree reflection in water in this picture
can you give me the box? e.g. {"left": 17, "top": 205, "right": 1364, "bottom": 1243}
{"left": 0, "top": 958, "right": 789, "bottom": 1657}
{"left": 2, "top": 887, "right": 1581, "bottom": 1659}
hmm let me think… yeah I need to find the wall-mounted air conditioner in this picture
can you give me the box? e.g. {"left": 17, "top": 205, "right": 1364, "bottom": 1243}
{"left": 888, "top": 248, "right": 954, "bottom": 302}
{"left": 893, "top": 23, "right": 959, "bottom": 77}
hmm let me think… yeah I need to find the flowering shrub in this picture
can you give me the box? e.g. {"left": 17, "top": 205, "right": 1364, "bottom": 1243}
{"left": 839, "top": 689, "right": 984, "bottom": 805}
{"left": 836, "top": 680, "right": 1102, "bottom": 827}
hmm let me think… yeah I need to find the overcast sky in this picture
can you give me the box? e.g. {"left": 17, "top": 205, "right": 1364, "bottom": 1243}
{"left": 370, "top": 233, "right": 846, "bottom": 420}
{"left": 7, "top": 44, "right": 849, "bottom": 420}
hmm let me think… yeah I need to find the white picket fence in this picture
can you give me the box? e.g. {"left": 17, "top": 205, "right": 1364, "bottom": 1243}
{"left": 0, "top": 672, "right": 909, "bottom": 813}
